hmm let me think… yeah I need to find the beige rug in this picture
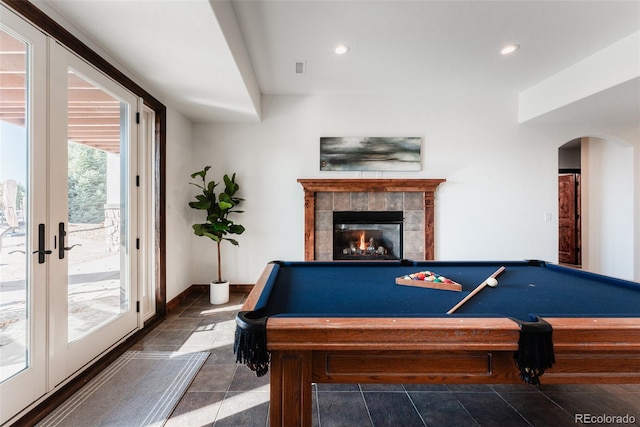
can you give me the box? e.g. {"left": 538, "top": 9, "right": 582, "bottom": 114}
{"left": 37, "top": 351, "right": 208, "bottom": 427}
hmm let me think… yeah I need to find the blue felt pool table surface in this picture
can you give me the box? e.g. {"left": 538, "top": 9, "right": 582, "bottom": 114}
{"left": 254, "top": 260, "right": 640, "bottom": 321}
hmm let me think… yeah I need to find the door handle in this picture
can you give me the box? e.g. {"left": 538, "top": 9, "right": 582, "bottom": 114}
{"left": 58, "top": 222, "right": 82, "bottom": 258}
{"left": 33, "top": 223, "right": 52, "bottom": 264}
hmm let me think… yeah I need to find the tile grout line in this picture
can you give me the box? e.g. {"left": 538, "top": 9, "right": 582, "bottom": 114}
{"left": 402, "top": 384, "right": 428, "bottom": 427}
{"left": 358, "top": 384, "right": 376, "bottom": 427}
{"left": 491, "top": 387, "right": 535, "bottom": 427}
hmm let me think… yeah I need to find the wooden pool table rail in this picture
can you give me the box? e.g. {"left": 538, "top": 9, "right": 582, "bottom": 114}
{"left": 264, "top": 318, "right": 640, "bottom": 427}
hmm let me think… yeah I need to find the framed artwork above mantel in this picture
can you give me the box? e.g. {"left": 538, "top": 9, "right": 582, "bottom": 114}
{"left": 320, "top": 137, "right": 421, "bottom": 171}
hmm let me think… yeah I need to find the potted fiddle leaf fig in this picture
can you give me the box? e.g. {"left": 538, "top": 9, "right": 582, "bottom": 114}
{"left": 189, "top": 166, "right": 245, "bottom": 304}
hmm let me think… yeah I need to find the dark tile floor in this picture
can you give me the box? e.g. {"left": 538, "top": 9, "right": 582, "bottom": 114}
{"left": 131, "top": 291, "right": 640, "bottom": 427}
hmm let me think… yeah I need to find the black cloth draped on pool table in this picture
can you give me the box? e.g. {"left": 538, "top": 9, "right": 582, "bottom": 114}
{"left": 234, "top": 309, "right": 269, "bottom": 377}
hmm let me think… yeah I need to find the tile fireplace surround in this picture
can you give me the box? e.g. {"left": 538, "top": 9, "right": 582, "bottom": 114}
{"left": 298, "top": 179, "right": 446, "bottom": 261}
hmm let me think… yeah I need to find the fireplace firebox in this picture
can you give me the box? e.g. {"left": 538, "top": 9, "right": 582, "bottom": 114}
{"left": 333, "top": 211, "right": 403, "bottom": 260}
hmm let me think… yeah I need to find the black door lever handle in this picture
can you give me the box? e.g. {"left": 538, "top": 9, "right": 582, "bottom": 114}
{"left": 35, "top": 224, "right": 51, "bottom": 264}
{"left": 33, "top": 249, "right": 53, "bottom": 255}
{"left": 58, "top": 223, "right": 82, "bottom": 258}
{"left": 59, "top": 222, "right": 66, "bottom": 259}
{"left": 58, "top": 222, "right": 84, "bottom": 259}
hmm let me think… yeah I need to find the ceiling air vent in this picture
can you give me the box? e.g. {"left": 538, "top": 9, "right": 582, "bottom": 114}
{"left": 295, "top": 61, "right": 306, "bottom": 74}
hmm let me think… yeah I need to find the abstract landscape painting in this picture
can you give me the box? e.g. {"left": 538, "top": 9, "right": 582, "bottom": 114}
{"left": 320, "top": 137, "right": 421, "bottom": 171}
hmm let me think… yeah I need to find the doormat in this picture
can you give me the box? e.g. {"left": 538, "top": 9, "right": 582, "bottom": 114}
{"left": 37, "top": 351, "right": 208, "bottom": 427}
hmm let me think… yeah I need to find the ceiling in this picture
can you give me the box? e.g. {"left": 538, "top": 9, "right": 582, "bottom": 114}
{"left": 24, "top": 1, "right": 640, "bottom": 126}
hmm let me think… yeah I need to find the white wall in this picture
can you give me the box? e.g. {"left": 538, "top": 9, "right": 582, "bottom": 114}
{"left": 582, "top": 137, "right": 635, "bottom": 280}
{"left": 187, "top": 92, "right": 565, "bottom": 285}
{"left": 165, "top": 107, "right": 196, "bottom": 300}
{"left": 173, "top": 92, "right": 640, "bottom": 289}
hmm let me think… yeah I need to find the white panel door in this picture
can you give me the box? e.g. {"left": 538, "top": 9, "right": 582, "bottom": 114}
{"left": 48, "top": 40, "right": 139, "bottom": 386}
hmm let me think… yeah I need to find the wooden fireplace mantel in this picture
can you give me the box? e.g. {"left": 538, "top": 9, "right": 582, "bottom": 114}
{"left": 298, "top": 179, "right": 446, "bottom": 261}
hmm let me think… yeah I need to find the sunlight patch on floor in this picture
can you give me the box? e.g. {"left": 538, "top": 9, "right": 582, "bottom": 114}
{"left": 199, "top": 303, "right": 242, "bottom": 315}
{"left": 178, "top": 319, "right": 236, "bottom": 352}
{"left": 216, "top": 384, "right": 270, "bottom": 421}
{"left": 166, "top": 385, "right": 269, "bottom": 426}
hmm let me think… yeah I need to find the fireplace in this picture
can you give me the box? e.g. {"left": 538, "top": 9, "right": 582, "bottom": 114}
{"left": 333, "top": 211, "right": 403, "bottom": 260}
{"left": 298, "top": 179, "right": 446, "bottom": 261}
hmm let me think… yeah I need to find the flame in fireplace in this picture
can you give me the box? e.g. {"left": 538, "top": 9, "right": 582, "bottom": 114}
{"left": 359, "top": 232, "right": 366, "bottom": 251}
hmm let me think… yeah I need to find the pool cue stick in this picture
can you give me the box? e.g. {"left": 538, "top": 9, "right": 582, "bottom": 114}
{"left": 446, "top": 266, "right": 506, "bottom": 315}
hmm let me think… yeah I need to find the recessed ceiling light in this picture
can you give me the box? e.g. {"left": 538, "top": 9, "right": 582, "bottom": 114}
{"left": 500, "top": 44, "right": 520, "bottom": 55}
{"left": 334, "top": 44, "right": 350, "bottom": 55}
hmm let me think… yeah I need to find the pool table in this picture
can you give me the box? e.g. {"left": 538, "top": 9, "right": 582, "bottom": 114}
{"left": 234, "top": 260, "right": 640, "bottom": 427}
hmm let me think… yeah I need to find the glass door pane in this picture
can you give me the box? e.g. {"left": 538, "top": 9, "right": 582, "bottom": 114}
{"left": 0, "top": 25, "right": 29, "bottom": 383}
{"left": 66, "top": 70, "right": 129, "bottom": 343}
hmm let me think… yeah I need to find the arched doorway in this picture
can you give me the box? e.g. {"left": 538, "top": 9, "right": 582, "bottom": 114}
{"left": 558, "top": 136, "right": 635, "bottom": 280}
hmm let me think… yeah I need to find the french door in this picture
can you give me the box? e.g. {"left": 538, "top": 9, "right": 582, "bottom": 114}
{"left": 1, "top": 7, "right": 140, "bottom": 423}
{"left": 0, "top": 9, "right": 48, "bottom": 423}
{"left": 48, "top": 40, "right": 139, "bottom": 386}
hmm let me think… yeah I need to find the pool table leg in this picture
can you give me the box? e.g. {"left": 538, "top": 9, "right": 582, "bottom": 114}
{"left": 270, "top": 350, "right": 313, "bottom": 427}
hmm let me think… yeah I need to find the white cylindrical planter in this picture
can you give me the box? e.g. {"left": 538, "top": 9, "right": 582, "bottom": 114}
{"left": 210, "top": 280, "right": 229, "bottom": 305}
